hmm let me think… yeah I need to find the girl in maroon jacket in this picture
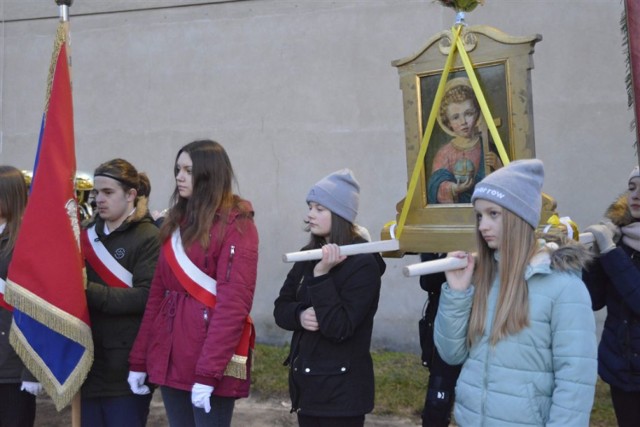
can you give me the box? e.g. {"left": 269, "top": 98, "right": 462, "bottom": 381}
{"left": 128, "top": 140, "right": 259, "bottom": 427}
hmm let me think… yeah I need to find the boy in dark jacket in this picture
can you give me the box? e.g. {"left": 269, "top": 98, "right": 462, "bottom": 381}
{"left": 80, "top": 159, "right": 160, "bottom": 427}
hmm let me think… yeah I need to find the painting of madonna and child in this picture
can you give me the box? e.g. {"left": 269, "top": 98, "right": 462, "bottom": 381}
{"left": 422, "top": 66, "right": 511, "bottom": 205}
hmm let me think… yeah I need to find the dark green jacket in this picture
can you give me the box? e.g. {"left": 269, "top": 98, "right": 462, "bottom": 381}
{"left": 81, "top": 209, "right": 160, "bottom": 399}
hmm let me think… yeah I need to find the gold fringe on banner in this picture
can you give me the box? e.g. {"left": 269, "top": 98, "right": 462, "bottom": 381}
{"left": 10, "top": 322, "right": 92, "bottom": 412}
{"left": 5, "top": 280, "right": 93, "bottom": 347}
{"left": 43, "top": 23, "right": 68, "bottom": 118}
{"left": 5, "top": 280, "right": 93, "bottom": 411}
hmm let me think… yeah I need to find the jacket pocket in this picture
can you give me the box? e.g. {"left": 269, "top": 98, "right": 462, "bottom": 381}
{"left": 298, "top": 359, "right": 350, "bottom": 376}
{"left": 100, "top": 318, "right": 139, "bottom": 379}
{"left": 292, "top": 359, "right": 350, "bottom": 406}
{"left": 526, "top": 382, "right": 551, "bottom": 425}
{"left": 225, "top": 245, "right": 258, "bottom": 287}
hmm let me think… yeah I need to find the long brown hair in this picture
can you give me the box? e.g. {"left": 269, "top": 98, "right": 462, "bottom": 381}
{"left": 467, "top": 208, "right": 537, "bottom": 346}
{"left": 0, "top": 166, "right": 28, "bottom": 257}
{"left": 160, "top": 140, "right": 247, "bottom": 248}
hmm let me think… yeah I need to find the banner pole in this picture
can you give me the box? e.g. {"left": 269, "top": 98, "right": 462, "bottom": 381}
{"left": 54, "top": 4, "right": 80, "bottom": 427}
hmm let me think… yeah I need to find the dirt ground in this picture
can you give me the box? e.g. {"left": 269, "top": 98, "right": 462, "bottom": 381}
{"left": 34, "top": 391, "right": 421, "bottom": 426}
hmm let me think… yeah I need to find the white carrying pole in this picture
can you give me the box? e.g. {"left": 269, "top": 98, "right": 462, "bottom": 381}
{"left": 402, "top": 232, "right": 596, "bottom": 278}
{"left": 578, "top": 232, "right": 594, "bottom": 244}
{"left": 403, "top": 256, "right": 469, "bottom": 277}
{"left": 282, "top": 239, "right": 400, "bottom": 263}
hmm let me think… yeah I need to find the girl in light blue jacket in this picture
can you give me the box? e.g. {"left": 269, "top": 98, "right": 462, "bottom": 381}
{"left": 434, "top": 159, "right": 597, "bottom": 426}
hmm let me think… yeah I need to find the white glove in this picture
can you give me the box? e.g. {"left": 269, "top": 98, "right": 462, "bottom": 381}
{"left": 127, "top": 371, "right": 150, "bottom": 395}
{"left": 191, "top": 383, "right": 214, "bottom": 413}
{"left": 21, "top": 381, "right": 42, "bottom": 396}
{"left": 585, "top": 223, "right": 619, "bottom": 255}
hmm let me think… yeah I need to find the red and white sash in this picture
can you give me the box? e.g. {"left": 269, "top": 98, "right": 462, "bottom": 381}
{"left": 163, "top": 229, "right": 217, "bottom": 307}
{"left": 80, "top": 225, "right": 133, "bottom": 288}
{"left": 162, "top": 228, "right": 254, "bottom": 380}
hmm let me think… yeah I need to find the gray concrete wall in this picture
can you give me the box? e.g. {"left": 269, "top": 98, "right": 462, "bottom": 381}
{"left": 0, "top": 0, "right": 621, "bottom": 351}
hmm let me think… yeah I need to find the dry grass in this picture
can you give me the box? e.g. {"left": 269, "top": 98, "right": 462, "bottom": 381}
{"left": 251, "top": 343, "right": 616, "bottom": 425}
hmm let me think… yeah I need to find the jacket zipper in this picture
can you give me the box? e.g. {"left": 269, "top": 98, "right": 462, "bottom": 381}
{"left": 203, "top": 309, "right": 209, "bottom": 326}
{"left": 225, "top": 245, "right": 235, "bottom": 281}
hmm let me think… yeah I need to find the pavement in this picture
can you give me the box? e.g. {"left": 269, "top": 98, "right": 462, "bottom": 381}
{"left": 35, "top": 391, "right": 422, "bottom": 426}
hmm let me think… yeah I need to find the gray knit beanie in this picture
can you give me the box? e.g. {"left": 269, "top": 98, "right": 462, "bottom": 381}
{"left": 306, "top": 169, "right": 360, "bottom": 223}
{"left": 471, "top": 159, "right": 544, "bottom": 228}
{"left": 629, "top": 165, "right": 640, "bottom": 183}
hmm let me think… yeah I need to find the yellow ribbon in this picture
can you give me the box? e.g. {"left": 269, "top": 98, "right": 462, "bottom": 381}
{"left": 455, "top": 36, "right": 510, "bottom": 166}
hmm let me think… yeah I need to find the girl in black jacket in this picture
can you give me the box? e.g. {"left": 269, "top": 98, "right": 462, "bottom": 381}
{"left": 274, "top": 169, "right": 385, "bottom": 427}
{"left": 0, "top": 165, "right": 38, "bottom": 427}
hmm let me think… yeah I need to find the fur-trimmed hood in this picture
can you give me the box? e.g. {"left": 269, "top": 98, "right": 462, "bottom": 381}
{"left": 605, "top": 193, "right": 635, "bottom": 227}
{"left": 526, "top": 236, "right": 593, "bottom": 279}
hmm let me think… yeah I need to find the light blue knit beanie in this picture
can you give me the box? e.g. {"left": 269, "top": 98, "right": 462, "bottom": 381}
{"left": 306, "top": 169, "right": 360, "bottom": 223}
{"left": 471, "top": 159, "right": 544, "bottom": 228}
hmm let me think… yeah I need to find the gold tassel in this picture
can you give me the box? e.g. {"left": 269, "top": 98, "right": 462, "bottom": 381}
{"left": 223, "top": 354, "right": 248, "bottom": 380}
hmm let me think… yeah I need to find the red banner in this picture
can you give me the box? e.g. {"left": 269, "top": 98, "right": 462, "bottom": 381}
{"left": 4, "top": 22, "right": 93, "bottom": 411}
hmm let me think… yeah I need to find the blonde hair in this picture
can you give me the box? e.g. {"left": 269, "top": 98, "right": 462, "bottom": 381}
{"left": 467, "top": 208, "right": 538, "bottom": 346}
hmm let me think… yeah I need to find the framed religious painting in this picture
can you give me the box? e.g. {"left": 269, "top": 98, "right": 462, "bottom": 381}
{"left": 421, "top": 65, "right": 509, "bottom": 206}
{"left": 381, "top": 25, "right": 555, "bottom": 254}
